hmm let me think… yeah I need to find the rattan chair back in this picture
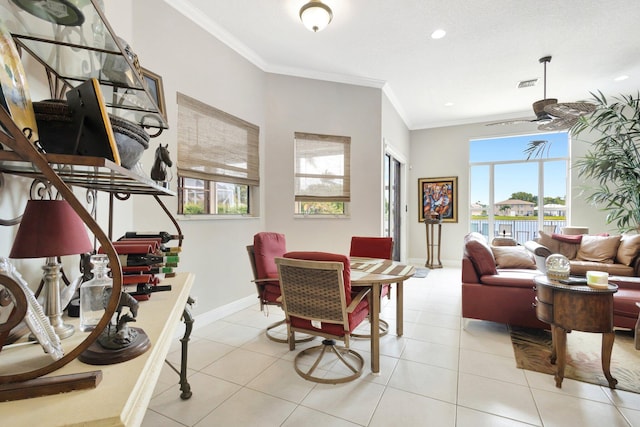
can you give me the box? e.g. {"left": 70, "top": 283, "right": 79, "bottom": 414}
{"left": 276, "top": 258, "right": 349, "bottom": 329}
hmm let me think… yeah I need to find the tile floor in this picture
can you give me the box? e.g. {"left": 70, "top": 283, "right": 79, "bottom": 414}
{"left": 142, "top": 267, "right": 640, "bottom": 426}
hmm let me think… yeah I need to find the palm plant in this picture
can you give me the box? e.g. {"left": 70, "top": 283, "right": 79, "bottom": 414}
{"left": 526, "top": 92, "right": 640, "bottom": 232}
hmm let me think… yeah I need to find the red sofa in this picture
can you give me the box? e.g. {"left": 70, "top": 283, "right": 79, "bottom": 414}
{"left": 462, "top": 232, "right": 640, "bottom": 330}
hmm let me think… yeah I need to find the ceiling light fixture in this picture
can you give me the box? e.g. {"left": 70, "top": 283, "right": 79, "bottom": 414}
{"left": 299, "top": 0, "right": 333, "bottom": 32}
{"left": 431, "top": 29, "right": 446, "bottom": 39}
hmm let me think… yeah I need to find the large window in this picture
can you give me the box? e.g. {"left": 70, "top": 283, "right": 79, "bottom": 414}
{"left": 469, "top": 132, "right": 568, "bottom": 244}
{"left": 294, "top": 132, "right": 350, "bottom": 216}
{"left": 176, "top": 93, "right": 258, "bottom": 215}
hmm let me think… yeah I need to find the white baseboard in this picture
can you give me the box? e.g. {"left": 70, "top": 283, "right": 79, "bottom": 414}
{"left": 172, "top": 294, "right": 256, "bottom": 338}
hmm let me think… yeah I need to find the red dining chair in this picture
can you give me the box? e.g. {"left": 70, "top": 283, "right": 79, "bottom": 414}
{"left": 349, "top": 236, "right": 393, "bottom": 337}
{"left": 247, "top": 232, "right": 313, "bottom": 343}
{"left": 276, "top": 251, "right": 370, "bottom": 384}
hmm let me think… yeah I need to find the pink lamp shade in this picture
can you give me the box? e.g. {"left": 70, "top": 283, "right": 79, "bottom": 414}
{"left": 10, "top": 199, "right": 93, "bottom": 259}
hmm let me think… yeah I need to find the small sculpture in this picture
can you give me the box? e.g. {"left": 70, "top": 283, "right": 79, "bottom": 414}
{"left": 150, "top": 143, "right": 172, "bottom": 182}
{"left": 98, "top": 288, "right": 140, "bottom": 349}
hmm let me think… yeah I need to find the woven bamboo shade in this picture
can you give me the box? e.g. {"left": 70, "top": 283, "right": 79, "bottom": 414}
{"left": 294, "top": 132, "right": 350, "bottom": 202}
{"left": 177, "top": 93, "right": 259, "bottom": 186}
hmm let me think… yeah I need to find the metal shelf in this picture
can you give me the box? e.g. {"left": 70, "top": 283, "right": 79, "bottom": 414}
{"left": 0, "top": 0, "right": 168, "bottom": 129}
{"left": 0, "top": 151, "right": 175, "bottom": 196}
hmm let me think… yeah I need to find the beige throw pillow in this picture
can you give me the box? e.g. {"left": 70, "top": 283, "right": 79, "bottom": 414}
{"left": 576, "top": 235, "right": 621, "bottom": 263}
{"left": 537, "top": 230, "right": 579, "bottom": 259}
{"left": 491, "top": 246, "right": 536, "bottom": 269}
{"left": 616, "top": 233, "right": 640, "bottom": 266}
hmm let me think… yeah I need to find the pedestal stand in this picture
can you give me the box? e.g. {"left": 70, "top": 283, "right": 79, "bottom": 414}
{"left": 425, "top": 218, "right": 442, "bottom": 269}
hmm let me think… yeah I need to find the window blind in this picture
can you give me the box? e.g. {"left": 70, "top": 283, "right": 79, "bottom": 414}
{"left": 177, "top": 93, "right": 259, "bottom": 186}
{"left": 294, "top": 132, "right": 350, "bottom": 202}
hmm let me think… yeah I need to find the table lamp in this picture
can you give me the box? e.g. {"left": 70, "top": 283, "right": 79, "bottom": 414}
{"left": 9, "top": 199, "right": 93, "bottom": 339}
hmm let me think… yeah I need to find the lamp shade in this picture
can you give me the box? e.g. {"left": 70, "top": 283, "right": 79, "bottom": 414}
{"left": 10, "top": 199, "right": 93, "bottom": 259}
{"left": 299, "top": 0, "right": 333, "bottom": 32}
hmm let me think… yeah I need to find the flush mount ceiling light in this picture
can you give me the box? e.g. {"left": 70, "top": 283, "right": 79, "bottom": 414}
{"left": 299, "top": 0, "right": 333, "bottom": 32}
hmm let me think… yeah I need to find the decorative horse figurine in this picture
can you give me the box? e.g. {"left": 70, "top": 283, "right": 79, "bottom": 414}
{"left": 150, "top": 143, "right": 173, "bottom": 182}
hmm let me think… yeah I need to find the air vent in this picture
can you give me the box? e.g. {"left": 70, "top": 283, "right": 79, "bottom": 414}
{"left": 518, "top": 78, "right": 538, "bottom": 88}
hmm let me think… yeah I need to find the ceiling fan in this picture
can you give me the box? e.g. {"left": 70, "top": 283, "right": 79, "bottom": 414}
{"left": 487, "top": 56, "right": 595, "bottom": 131}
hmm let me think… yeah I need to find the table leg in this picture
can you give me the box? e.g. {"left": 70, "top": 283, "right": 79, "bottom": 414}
{"left": 164, "top": 296, "right": 194, "bottom": 400}
{"left": 601, "top": 332, "right": 618, "bottom": 389}
{"left": 550, "top": 326, "right": 557, "bottom": 365}
{"left": 370, "top": 283, "right": 380, "bottom": 374}
{"left": 396, "top": 281, "right": 404, "bottom": 337}
{"left": 554, "top": 326, "right": 567, "bottom": 388}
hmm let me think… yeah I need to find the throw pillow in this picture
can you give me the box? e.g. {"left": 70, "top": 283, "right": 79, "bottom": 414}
{"left": 491, "top": 246, "right": 536, "bottom": 269}
{"left": 537, "top": 230, "right": 579, "bottom": 259}
{"left": 576, "top": 234, "right": 622, "bottom": 263}
{"left": 616, "top": 233, "right": 640, "bottom": 266}
{"left": 464, "top": 232, "right": 497, "bottom": 276}
{"left": 551, "top": 233, "right": 583, "bottom": 244}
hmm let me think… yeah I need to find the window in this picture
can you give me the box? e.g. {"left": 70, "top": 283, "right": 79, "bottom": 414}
{"left": 294, "top": 132, "right": 350, "bottom": 216}
{"left": 469, "top": 132, "right": 568, "bottom": 244}
{"left": 176, "top": 93, "right": 258, "bottom": 215}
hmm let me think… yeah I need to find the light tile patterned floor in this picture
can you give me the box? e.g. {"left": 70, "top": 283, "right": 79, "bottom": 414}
{"left": 143, "top": 267, "right": 640, "bottom": 426}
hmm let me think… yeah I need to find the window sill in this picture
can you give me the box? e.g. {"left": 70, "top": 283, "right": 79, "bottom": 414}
{"left": 177, "top": 214, "right": 259, "bottom": 221}
{"left": 293, "top": 214, "right": 351, "bottom": 219}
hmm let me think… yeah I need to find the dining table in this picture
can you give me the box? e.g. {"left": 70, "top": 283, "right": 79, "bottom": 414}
{"left": 349, "top": 257, "right": 416, "bottom": 373}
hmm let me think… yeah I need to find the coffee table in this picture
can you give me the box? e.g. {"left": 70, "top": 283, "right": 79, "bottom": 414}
{"left": 534, "top": 275, "right": 618, "bottom": 388}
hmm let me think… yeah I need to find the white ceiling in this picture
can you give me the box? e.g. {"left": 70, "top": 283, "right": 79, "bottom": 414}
{"left": 167, "top": 0, "right": 640, "bottom": 130}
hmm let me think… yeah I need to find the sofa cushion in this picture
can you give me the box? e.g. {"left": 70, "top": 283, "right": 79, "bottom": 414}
{"left": 613, "top": 288, "right": 640, "bottom": 318}
{"left": 464, "top": 232, "right": 497, "bottom": 276}
{"left": 576, "top": 234, "right": 621, "bottom": 263}
{"left": 479, "top": 270, "right": 539, "bottom": 288}
{"left": 491, "top": 246, "right": 536, "bottom": 269}
{"left": 616, "top": 233, "right": 640, "bottom": 266}
{"left": 537, "top": 230, "right": 579, "bottom": 259}
{"left": 570, "top": 260, "right": 634, "bottom": 277}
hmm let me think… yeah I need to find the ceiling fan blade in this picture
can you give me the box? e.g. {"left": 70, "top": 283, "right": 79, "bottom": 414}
{"left": 537, "top": 116, "right": 577, "bottom": 131}
{"left": 485, "top": 118, "right": 535, "bottom": 126}
{"left": 544, "top": 102, "right": 596, "bottom": 119}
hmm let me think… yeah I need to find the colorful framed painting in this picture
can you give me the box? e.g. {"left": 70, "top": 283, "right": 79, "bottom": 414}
{"left": 418, "top": 176, "right": 458, "bottom": 223}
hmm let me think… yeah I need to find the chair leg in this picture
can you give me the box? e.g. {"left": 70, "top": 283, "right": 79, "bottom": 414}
{"left": 294, "top": 339, "right": 364, "bottom": 384}
{"left": 351, "top": 318, "right": 389, "bottom": 338}
{"left": 265, "top": 319, "right": 315, "bottom": 344}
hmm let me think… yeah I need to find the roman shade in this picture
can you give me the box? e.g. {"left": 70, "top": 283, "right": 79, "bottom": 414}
{"left": 177, "top": 92, "right": 259, "bottom": 186}
{"left": 294, "top": 132, "right": 350, "bottom": 202}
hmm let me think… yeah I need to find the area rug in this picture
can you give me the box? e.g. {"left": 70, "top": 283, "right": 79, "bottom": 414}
{"left": 413, "top": 267, "right": 429, "bottom": 278}
{"left": 510, "top": 326, "right": 640, "bottom": 394}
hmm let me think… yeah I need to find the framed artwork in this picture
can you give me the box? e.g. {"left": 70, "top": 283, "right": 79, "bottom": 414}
{"left": 418, "top": 176, "right": 458, "bottom": 223}
{"left": 141, "top": 67, "right": 166, "bottom": 121}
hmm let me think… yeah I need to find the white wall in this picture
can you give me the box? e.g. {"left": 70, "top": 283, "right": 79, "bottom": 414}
{"left": 408, "top": 121, "right": 609, "bottom": 265}
{"left": 130, "top": 0, "right": 266, "bottom": 316}
{"left": 264, "top": 74, "right": 386, "bottom": 253}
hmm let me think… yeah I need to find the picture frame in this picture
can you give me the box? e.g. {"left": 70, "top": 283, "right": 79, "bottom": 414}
{"left": 141, "top": 67, "right": 166, "bottom": 121}
{"left": 418, "top": 176, "right": 458, "bottom": 223}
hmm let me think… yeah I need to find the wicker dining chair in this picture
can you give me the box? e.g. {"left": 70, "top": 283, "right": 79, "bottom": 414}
{"left": 349, "top": 236, "right": 393, "bottom": 337}
{"left": 276, "top": 252, "right": 370, "bottom": 384}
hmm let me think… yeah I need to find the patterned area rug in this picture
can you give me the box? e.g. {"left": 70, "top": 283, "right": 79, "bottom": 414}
{"left": 510, "top": 326, "right": 640, "bottom": 394}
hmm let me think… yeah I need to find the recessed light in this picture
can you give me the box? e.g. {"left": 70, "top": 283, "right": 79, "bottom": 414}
{"left": 444, "top": 102, "right": 454, "bottom": 107}
{"left": 431, "top": 29, "right": 446, "bottom": 39}
{"left": 614, "top": 75, "right": 629, "bottom": 82}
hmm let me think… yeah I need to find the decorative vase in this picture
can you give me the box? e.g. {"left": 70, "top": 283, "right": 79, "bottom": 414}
{"left": 545, "top": 253, "right": 570, "bottom": 281}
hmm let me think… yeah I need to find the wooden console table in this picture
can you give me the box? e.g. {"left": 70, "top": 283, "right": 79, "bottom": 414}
{"left": 0, "top": 272, "right": 194, "bottom": 427}
{"left": 534, "top": 275, "right": 618, "bottom": 389}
